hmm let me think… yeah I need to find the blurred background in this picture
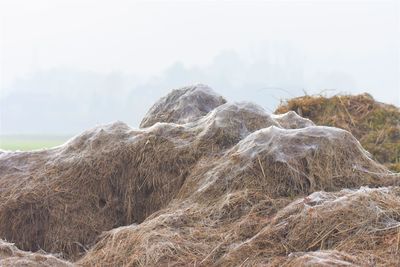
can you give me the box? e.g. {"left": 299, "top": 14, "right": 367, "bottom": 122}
{"left": 0, "top": 0, "right": 399, "bottom": 150}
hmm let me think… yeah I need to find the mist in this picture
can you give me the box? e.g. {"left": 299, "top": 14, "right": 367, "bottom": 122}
{"left": 1, "top": 0, "right": 399, "bottom": 135}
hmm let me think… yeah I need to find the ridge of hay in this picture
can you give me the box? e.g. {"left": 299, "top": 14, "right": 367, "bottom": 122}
{"left": 79, "top": 123, "right": 398, "bottom": 266}
{"left": 271, "top": 110, "right": 315, "bottom": 129}
{"left": 178, "top": 125, "right": 394, "bottom": 201}
{"left": 190, "top": 101, "right": 283, "bottom": 151}
{"left": 0, "top": 89, "right": 281, "bottom": 260}
{"left": 140, "top": 84, "right": 226, "bottom": 128}
{"left": 0, "top": 239, "right": 72, "bottom": 267}
{"left": 0, "top": 123, "right": 195, "bottom": 260}
{"left": 221, "top": 187, "right": 400, "bottom": 266}
{"left": 275, "top": 93, "right": 400, "bottom": 172}
{"left": 1, "top": 86, "right": 398, "bottom": 266}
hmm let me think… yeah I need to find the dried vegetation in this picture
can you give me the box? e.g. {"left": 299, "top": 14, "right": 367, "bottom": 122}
{"left": 0, "top": 86, "right": 399, "bottom": 266}
{"left": 276, "top": 93, "right": 400, "bottom": 172}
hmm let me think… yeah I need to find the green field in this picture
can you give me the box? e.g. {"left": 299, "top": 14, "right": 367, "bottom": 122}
{"left": 0, "top": 135, "right": 70, "bottom": 151}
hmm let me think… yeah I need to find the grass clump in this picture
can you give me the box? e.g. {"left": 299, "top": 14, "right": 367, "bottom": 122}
{"left": 276, "top": 93, "right": 400, "bottom": 172}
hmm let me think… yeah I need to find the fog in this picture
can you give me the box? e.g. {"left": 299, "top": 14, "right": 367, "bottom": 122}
{"left": 0, "top": 0, "right": 399, "bottom": 135}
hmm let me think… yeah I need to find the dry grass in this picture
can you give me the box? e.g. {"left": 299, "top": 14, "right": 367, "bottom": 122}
{"left": 222, "top": 187, "right": 400, "bottom": 266}
{"left": 0, "top": 122, "right": 207, "bottom": 259}
{"left": 79, "top": 120, "right": 398, "bottom": 266}
{"left": 1, "top": 86, "right": 399, "bottom": 266}
{"left": 0, "top": 87, "right": 278, "bottom": 261}
{"left": 276, "top": 93, "right": 400, "bottom": 172}
{"left": 271, "top": 250, "right": 366, "bottom": 267}
{"left": 0, "top": 239, "right": 72, "bottom": 267}
{"left": 140, "top": 84, "right": 226, "bottom": 128}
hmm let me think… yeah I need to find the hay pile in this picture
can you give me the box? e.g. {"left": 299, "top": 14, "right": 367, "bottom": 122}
{"left": 0, "top": 85, "right": 399, "bottom": 266}
{"left": 276, "top": 93, "right": 400, "bottom": 172}
{"left": 222, "top": 187, "right": 400, "bottom": 266}
{"left": 0, "top": 239, "right": 72, "bottom": 267}
{"left": 79, "top": 125, "right": 397, "bottom": 266}
{"left": 140, "top": 84, "right": 226, "bottom": 128}
{"left": 0, "top": 122, "right": 200, "bottom": 259}
{"left": 0, "top": 85, "right": 279, "bottom": 260}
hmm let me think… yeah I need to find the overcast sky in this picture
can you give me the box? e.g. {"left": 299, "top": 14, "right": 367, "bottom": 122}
{"left": 0, "top": 0, "right": 399, "bottom": 134}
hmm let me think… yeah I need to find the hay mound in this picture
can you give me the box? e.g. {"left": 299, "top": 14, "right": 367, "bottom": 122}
{"left": 276, "top": 93, "right": 400, "bottom": 171}
{"left": 140, "top": 84, "right": 226, "bottom": 128}
{"left": 0, "top": 122, "right": 199, "bottom": 260}
{"left": 79, "top": 122, "right": 397, "bottom": 266}
{"left": 1, "top": 86, "right": 398, "bottom": 266}
{"left": 0, "top": 239, "right": 72, "bottom": 267}
{"left": 222, "top": 187, "right": 400, "bottom": 266}
{"left": 191, "top": 102, "right": 281, "bottom": 150}
{"left": 0, "top": 88, "right": 278, "bottom": 260}
{"left": 182, "top": 125, "right": 393, "bottom": 200}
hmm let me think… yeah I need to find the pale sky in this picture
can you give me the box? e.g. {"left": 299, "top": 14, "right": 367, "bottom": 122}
{"left": 0, "top": 0, "right": 399, "bottom": 134}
